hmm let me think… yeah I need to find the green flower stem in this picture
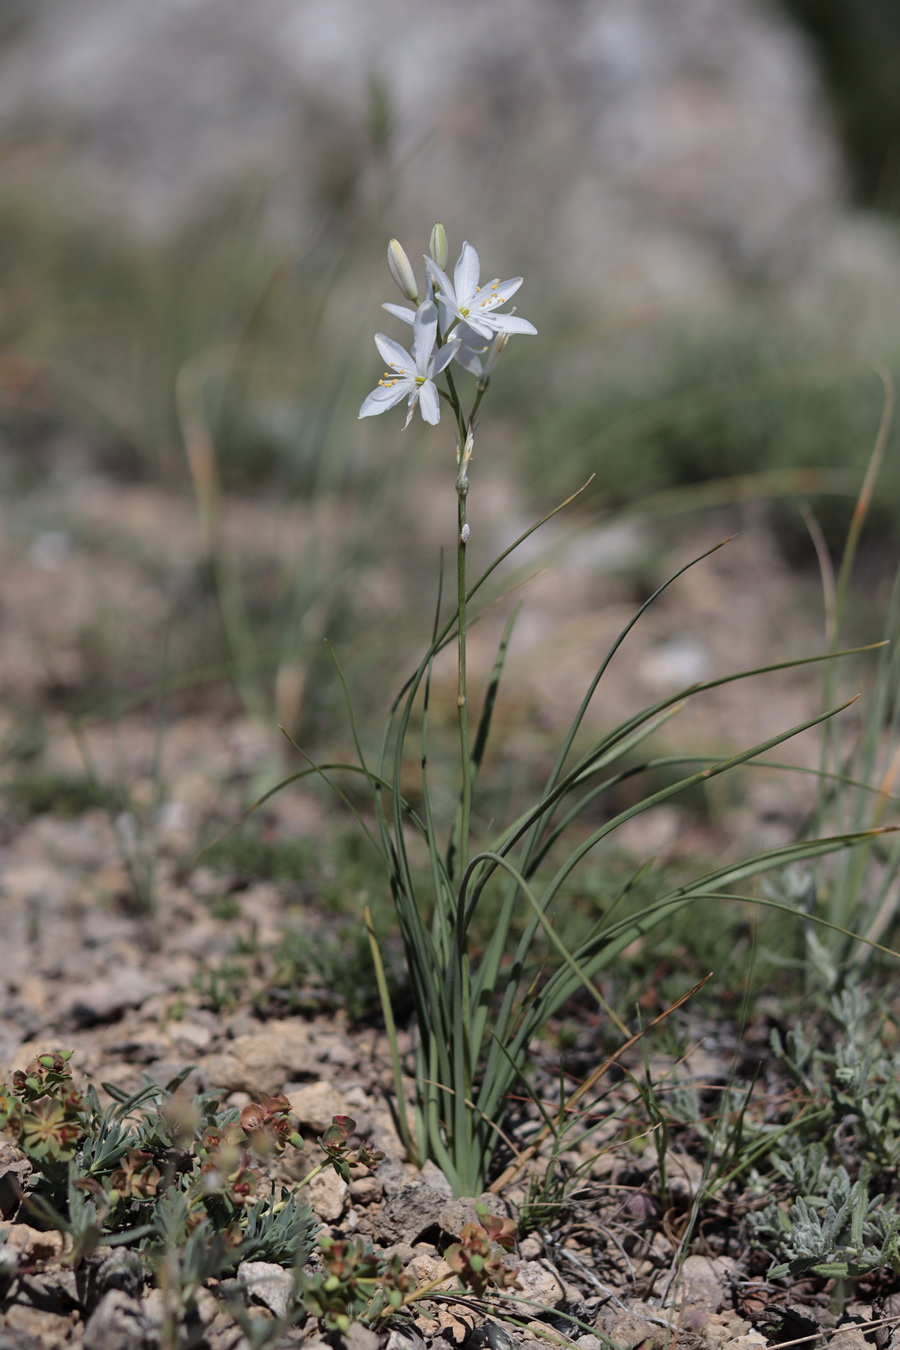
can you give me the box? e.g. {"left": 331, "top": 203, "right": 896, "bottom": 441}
{"left": 294, "top": 1159, "right": 329, "bottom": 1188}
{"left": 445, "top": 361, "right": 473, "bottom": 881}
{"left": 456, "top": 477, "right": 471, "bottom": 879}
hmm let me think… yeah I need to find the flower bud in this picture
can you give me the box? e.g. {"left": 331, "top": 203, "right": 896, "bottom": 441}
{"left": 387, "top": 239, "right": 419, "bottom": 302}
{"left": 476, "top": 332, "right": 509, "bottom": 390}
{"left": 429, "top": 222, "right": 448, "bottom": 270}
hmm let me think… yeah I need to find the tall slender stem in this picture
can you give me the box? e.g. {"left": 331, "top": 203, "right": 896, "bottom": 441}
{"left": 456, "top": 433, "right": 472, "bottom": 880}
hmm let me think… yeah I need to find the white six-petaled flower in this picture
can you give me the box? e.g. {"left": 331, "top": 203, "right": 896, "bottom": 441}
{"left": 425, "top": 241, "right": 537, "bottom": 341}
{"left": 358, "top": 301, "right": 459, "bottom": 427}
{"left": 360, "top": 233, "right": 535, "bottom": 425}
{"left": 383, "top": 289, "right": 490, "bottom": 376}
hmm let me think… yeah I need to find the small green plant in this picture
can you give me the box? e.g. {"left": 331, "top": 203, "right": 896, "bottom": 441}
{"left": 192, "top": 956, "right": 250, "bottom": 1013}
{"left": 300, "top": 225, "right": 889, "bottom": 1197}
{"left": 0, "top": 1051, "right": 341, "bottom": 1283}
{"left": 297, "top": 1236, "right": 412, "bottom": 1331}
{"left": 771, "top": 984, "right": 900, "bottom": 1174}
{"left": 444, "top": 1213, "right": 520, "bottom": 1297}
{"left": 263, "top": 924, "right": 400, "bottom": 1022}
{"left": 748, "top": 984, "right": 900, "bottom": 1286}
{"left": 752, "top": 1160, "right": 900, "bottom": 1282}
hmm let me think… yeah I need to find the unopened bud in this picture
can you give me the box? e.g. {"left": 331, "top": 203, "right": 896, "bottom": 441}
{"left": 429, "top": 222, "right": 448, "bottom": 270}
{"left": 387, "top": 239, "right": 419, "bottom": 302}
{"left": 476, "top": 332, "right": 509, "bottom": 390}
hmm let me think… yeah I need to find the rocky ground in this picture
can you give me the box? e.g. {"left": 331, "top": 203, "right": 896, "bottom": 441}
{"left": 0, "top": 464, "right": 897, "bottom": 1349}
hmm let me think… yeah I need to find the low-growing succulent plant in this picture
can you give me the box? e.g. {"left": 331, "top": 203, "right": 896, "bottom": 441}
{"left": 0, "top": 1051, "right": 321, "bottom": 1284}
{"left": 444, "top": 1213, "right": 520, "bottom": 1298}
{"left": 298, "top": 1235, "right": 412, "bottom": 1331}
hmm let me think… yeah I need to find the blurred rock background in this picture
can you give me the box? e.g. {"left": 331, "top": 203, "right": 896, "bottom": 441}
{"left": 0, "top": 0, "right": 898, "bottom": 314}
{"left": 0, "top": 0, "right": 899, "bottom": 749}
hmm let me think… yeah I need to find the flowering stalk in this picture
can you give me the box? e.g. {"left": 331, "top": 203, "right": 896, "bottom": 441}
{"left": 356, "top": 228, "right": 538, "bottom": 1189}
{"left": 360, "top": 229, "right": 535, "bottom": 884}
{"left": 455, "top": 428, "right": 472, "bottom": 880}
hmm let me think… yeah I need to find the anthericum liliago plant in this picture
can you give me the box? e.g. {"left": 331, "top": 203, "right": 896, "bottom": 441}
{"left": 297, "top": 225, "right": 893, "bottom": 1197}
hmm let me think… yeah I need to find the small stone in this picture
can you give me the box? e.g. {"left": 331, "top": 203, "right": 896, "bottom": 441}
{"left": 701, "top": 1312, "right": 766, "bottom": 1350}
{"left": 385, "top": 1325, "right": 427, "bottom": 1350}
{"left": 607, "top": 1311, "right": 665, "bottom": 1349}
{"left": 237, "top": 1260, "right": 294, "bottom": 1319}
{"left": 93, "top": 1247, "right": 148, "bottom": 1299}
{"left": 170, "top": 1019, "right": 214, "bottom": 1050}
{"left": 14, "top": 1268, "right": 81, "bottom": 1314}
{"left": 375, "top": 1180, "right": 451, "bottom": 1244}
{"left": 62, "top": 970, "right": 163, "bottom": 1027}
{"left": 308, "top": 1168, "right": 349, "bottom": 1223}
{"left": 431, "top": 1306, "right": 477, "bottom": 1345}
{"left": 348, "top": 1175, "right": 382, "bottom": 1206}
{"left": 381, "top": 1241, "right": 415, "bottom": 1267}
{"left": 287, "top": 1082, "right": 352, "bottom": 1135}
{"left": 0, "top": 1147, "right": 30, "bottom": 1220}
{"left": 83, "top": 1289, "right": 148, "bottom": 1350}
{"left": 337, "top": 1323, "right": 380, "bottom": 1350}
{"left": 437, "top": 1194, "right": 508, "bottom": 1238}
{"left": 0, "top": 1224, "right": 66, "bottom": 1265}
{"left": 418, "top": 1160, "right": 454, "bottom": 1194}
{"left": 404, "top": 1252, "right": 446, "bottom": 1284}
{"left": 515, "top": 1260, "right": 568, "bottom": 1309}
{"left": 202, "top": 1020, "right": 313, "bottom": 1093}
{"left": 518, "top": 1236, "right": 543, "bottom": 1260}
{"left": 674, "top": 1254, "right": 737, "bottom": 1312}
{"left": 596, "top": 1302, "right": 670, "bottom": 1349}
{"left": 2, "top": 1302, "right": 80, "bottom": 1346}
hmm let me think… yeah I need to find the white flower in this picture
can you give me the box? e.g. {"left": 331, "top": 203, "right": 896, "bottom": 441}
{"left": 425, "top": 242, "right": 537, "bottom": 340}
{"left": 383, "top": 297, "right": 489, "bottom": 376}
{"left": 359, "top": 301, "right": 459, "bottom": 428}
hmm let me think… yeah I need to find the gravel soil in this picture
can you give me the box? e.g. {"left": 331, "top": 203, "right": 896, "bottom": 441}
{"left": 1, "top": 468, "right": 896, "bottom": 1349}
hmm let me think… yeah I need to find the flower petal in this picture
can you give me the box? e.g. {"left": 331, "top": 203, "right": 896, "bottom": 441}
{"left": 453, "top": 345, "right": 484, "bottom": 376}
{"left": 487, "top": 314, "right": 537, "bottom": 335}
{"left": 403, "top": 389, "right": 420, "bottom": 429}
{"left": 382, "top": 301, "right": 415, "bottom": 325}
{"left": 464, "top": 311, "right": 538, "bottom": 338}
{"left": 454, "top": 243, "right": 480, "bottom": 303}
{"left": 359, "top": 382, "right": 408, "bottom": 418}
{"left": 374, "top": 332, "right": 415, "bottom": 374}
{"left": 417, "top": 380, "right": 441, "bottom": 425}
{"left": 424, "top": 257, "right": 456, "bottom": 305}
{"left": 489, "top": 276, "right": 524, "bottom": 303}
{"left": 411, "top": 301, "right": 438, "bottom": 371}
{"left": 454, "top": 312, "right": 496, "bottom": 339}
{"left": 432, "top": 338, "right": 461, "bottom": 375}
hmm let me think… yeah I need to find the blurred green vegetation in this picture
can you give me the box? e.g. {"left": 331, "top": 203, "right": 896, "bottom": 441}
{"left": 512, "top": 314, "right": 897, "bottom": 560}
{"left": 0, "top": 161, "right": 896, "bottom": 565}
{"left": 0, "top": 168, "right": 374, "bottom": 491}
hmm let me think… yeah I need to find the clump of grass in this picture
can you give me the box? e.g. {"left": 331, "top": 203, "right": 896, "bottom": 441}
{"left": 201, "top": 826, "right": 318, "bottom": 885}
{"left": 3, "top": 767, "right": 110, "bottom": 819}
{"left": 521, "top": 314, "right": 897, "bottom": 554}
{"left": 291, "top": 226, "right": 894, "bottom": 1198}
